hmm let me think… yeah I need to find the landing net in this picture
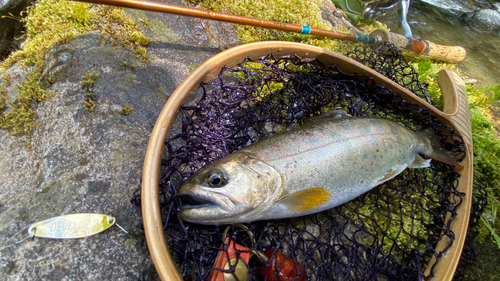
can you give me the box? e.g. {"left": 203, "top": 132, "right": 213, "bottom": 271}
{"left": 132, "top": 43, "right": 486, "bottom": 280}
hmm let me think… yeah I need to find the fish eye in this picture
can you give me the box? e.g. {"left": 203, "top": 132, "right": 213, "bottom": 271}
{"left": 205, "top": 170, "right": 227, "bottom": 188}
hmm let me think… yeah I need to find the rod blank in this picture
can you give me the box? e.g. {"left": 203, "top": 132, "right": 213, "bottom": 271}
{"left": 73, "top": 0, "right": 466, "bottom": 62}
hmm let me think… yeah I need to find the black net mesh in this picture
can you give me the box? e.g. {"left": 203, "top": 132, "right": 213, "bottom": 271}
{"left": 131, "top": 43, "right": 486, "bottom": 280}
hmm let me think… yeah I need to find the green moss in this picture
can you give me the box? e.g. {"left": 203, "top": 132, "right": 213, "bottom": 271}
{"left": 154, "top": 87, "right": 168, "bottom": 99}
{"left": 344, "top": 170, "right": 439, "bottom": 254}
{"left": 460, "top": 238, "right": 500, "bottom": 280}
{"left": 148, "top": 19, "right": 181, "bottom": 43}
{"left": 81, "top": 72, "right": 99, "bottom": 89}
{"left": 2, "top": 74, "right": 12, "bottom": 87}
{"left": 0, "top": 75, "right": 9, "bottom": 112}
{"left": 140, "top": 17, "right": 151, "bottom": 27}
{"left": 467, "top": 84, "right": 500, "bottom": 248}
{"left": 188, "top": 63, "right": 201, "bottom": 72}
{"left": 409, "top": 59, "right": 456, "bottom": 110}
{"left": 0, "top": 87, "right": 7, "bottom": 113}
{"left": 84, "top": 98, "right": 95, "bottom": 112}
{"left": 238, "top": 61, "right": 286, "bottom": 99}
{"left": 81, "top": 73, "right": 99, "bottom": 113}
{"left": 119, "top": 104, "right": 133, "bottom": 116}
{"left": 0, "top": 0, "right": 152, "bottom": 147}
{"left": 357, "top": 20, "right": 390, "bottom": 33}
{"left": 47, "top": 74, "right": 55, "bottom": 84}
{"left": 80, "top": 157, "right": 89, "bottom": 165}
{"left": 0, "top": 68, "right": 54, "bottom": 148}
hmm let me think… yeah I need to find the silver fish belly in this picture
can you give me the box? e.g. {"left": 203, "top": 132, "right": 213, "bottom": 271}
{"left": 178, "top": 112, "right": 458, "bottom": 225}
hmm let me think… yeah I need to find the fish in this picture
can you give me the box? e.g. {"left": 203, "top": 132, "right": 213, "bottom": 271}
{"left": 178, "top": 110, "right": 460, "bottom": 225}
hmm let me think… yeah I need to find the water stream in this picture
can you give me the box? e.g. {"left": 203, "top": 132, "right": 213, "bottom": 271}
{"left": 377, "top": 0, "right": 500, "bottom": 86}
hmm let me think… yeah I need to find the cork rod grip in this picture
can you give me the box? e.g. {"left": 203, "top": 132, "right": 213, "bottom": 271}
{"left": 425, "top": 41, "right": 467, "bottom": 64}
{"left": 369, "top": 29, "right": 466, "bottom": 63}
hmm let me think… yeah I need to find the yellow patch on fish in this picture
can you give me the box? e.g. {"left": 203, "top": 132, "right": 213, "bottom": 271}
{"left": 279, "top": 188, "right": 331, "bottom": 212}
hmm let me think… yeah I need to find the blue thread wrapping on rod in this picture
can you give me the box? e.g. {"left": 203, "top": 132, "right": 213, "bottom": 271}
{"left": 355, "top": 34, "right": 362, "bottom": 42}
{"left": 301, "top": 26, "right": 311, "bottom": 35}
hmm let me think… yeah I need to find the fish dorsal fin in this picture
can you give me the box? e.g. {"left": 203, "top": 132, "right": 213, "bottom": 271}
{"left": 277, "top": 188, "right": 331, "bottom": 213}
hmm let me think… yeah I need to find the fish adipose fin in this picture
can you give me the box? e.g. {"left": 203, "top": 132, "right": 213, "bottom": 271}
{"left": 278, "top": 188, "right": 331, "bottom": 213}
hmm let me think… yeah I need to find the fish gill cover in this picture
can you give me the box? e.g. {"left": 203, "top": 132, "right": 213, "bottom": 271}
{"left": 132, "top": 43, "right": 486, "bottom": 280}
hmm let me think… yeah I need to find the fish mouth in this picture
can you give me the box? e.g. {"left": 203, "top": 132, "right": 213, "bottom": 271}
{"left": 180, "top": 194, "right": 220, "bottom": 210}
{"left": 178, "top": 188, "right": 236, "bottom": 212}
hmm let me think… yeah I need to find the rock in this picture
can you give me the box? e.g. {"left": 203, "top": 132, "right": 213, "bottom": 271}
{"left": 0, "top": 0, "right": 33, "bottom": 59}
{"left": 495, "top": 3, "right": 500, "bottom": 12}
{"left": 464, "top": 77, "right": 478, "bottom": 85}
{"left": 321, "top": 0, "right": 365, "bottom": 35}
{"left": 198, "top": 19, "right": 239, "bottom": 50}
{"left": 416, "top": 0, "right": 479, "bottom": 16}
{"left": 469, "top": 9, "right": 500, "bottom": 31}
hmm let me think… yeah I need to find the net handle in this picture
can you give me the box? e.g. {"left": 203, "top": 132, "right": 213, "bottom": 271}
{"left": 141, "top": 41, "right": 472, "bottom": 281}
{"left": 423, "top": 69, "right": 473, "bottom": 279}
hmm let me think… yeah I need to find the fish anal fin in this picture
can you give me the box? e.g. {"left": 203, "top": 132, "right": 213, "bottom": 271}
{"left": 409, "top": 154, "right": 432, "bottom": 168}
{"left": 278, "top": 188, "right": 331, "bottom": 213}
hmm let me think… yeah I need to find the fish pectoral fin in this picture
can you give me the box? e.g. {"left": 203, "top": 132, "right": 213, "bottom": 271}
{"left": 409, "top": 154, "right": 432, "bottom": 168}
{"left": 277, "top": 188, "right": 331, "bottom": 213}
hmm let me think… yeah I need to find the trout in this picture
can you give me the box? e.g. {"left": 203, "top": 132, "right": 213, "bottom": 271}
{"left": 178, "top": 111, "right": 460, "bottom": 225}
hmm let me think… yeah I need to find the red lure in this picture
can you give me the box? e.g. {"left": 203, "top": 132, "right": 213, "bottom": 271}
{"left": 259, "top": 249, "right": 306, "bottom": 281}
{"left": 208, "top": 237, "right": 251, "bottom": 281}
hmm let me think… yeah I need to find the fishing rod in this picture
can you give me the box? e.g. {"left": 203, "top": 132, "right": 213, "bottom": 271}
{"left": 73, "top": 0, "right": 466, "bottom": 63}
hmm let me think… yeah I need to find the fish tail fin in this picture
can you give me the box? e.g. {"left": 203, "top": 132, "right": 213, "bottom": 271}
{"left": 419, "top": 130, "right": 463, "bottom": 168}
